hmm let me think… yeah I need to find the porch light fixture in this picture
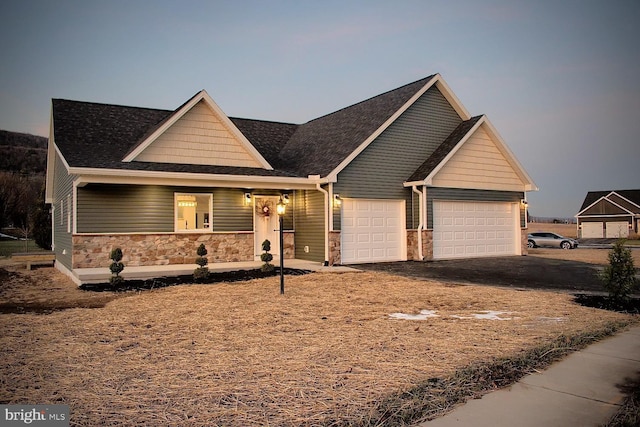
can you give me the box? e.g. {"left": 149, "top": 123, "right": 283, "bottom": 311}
{"left": 277, "top": 197, "right": 286, "bottom": 294}
{"left": 334, "top": 194, "right": 341, "bottom": 206}
{"left": 521, "top": 199, "right": 528, "bottom": 206}
{"left": 282, "top": 193, "right": 290, "bottom": 204}
{"left": 244, "top": 192, "right": 252, "bottom": 205}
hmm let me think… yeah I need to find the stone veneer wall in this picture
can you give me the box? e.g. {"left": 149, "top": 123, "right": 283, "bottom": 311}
{"left": 329, "top": 231, "right": 340, "bottom": 265}
{"left": 520, "top": 229, "right": 529, "bottom": 256}
{"left": 72, "top": 232, "right": 295, "bottom": 269}
{"left": 407, "top": 229, "right": 433, "bottom": 261}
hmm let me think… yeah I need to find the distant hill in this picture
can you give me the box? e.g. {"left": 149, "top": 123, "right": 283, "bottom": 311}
{"left": 0, "top": 130, "right": 48, "bottom": 175}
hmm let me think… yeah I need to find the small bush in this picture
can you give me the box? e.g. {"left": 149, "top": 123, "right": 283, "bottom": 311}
{"left": 260, "top": 239, "right": 274, "bottom": 273}
{"left": 109, "top": 248, "right": 125, "bottom": 288}
{"left": 600, "top": 240, "right": 637, "bottom": 304}
{"left": 193, "top": 243, "right": 209, "bottom": 282}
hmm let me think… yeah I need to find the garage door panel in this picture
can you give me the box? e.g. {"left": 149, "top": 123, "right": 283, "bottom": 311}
{"left": 581, "top": 222, "right": 603, "bottom": 238}
{"left": 606, "top": 221, "right": 629, "bottom": 238}
{"left": 433, "top": 201, "right": 518, "bottom": 260}
{"left": 341, "top": 199, "right": 405, "bottom": 264}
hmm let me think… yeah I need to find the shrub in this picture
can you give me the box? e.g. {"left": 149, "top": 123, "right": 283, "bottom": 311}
{"left": 600, "top": 240, "right": 637, "bottom": 304}
{"left": 260, "top": 239, "right": 274, "bottom": 273}
{"left": 193, "top": 243, "right": 210, "bottom": 282}
{"left": 109, "top": 248, "right": 125, "bottom": 288}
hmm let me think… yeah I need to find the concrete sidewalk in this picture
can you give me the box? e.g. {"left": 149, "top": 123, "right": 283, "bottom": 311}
{"left": 418, "top": 325, "right": 640, "bottom": 427}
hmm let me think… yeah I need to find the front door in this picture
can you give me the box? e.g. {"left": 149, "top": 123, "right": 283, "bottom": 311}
{"left": 254, "top": 196, "right": 280, "bottom": 260}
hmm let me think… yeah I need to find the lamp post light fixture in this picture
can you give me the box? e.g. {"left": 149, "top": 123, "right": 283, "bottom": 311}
{"left": 276, "top": 197, "right": 286, "bottom": 294}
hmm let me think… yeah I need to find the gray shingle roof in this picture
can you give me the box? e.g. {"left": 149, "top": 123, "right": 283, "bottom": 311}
{"left": 52, "top": 99, "right": 300, "bottom": 177}
{"left": 407, "top": 116, "right": 483, "bottom": 182}
{"left": 52, "top": 75, "right": 458, "bottom": 179}
{"left": 579, "top": 190, "right": 640, "bottom": 212}
{"left": 278, "top": 76, "right": 436, "bottom": 177}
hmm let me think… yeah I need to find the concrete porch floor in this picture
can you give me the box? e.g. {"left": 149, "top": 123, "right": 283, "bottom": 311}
{"left": 73, "top": 259, "right": 357, "bottom": 284}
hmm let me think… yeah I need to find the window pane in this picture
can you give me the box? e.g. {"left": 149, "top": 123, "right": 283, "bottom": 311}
{"left": 176, "top": 193, "right": 212, "bottom": 231}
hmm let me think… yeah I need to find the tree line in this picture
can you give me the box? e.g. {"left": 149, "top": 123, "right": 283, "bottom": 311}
{"left": 0, "top": 130, "right": 51, "bottom": 250}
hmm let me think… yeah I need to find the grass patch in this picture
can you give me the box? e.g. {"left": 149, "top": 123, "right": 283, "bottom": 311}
{"left": 605, "top": 376, "right": 640, "bottom": 427}
{"left": 0, "top": 239, "right": 42, "bottom": 257}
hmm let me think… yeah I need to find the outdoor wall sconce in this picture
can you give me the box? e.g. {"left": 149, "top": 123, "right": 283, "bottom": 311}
{"left": 334, "top": 194, "right": 341, "bottom": 207}
{"left": 282, "top": 193, "right": 290, "bottom": 204}
{"left": 521, "top": 199, "right": 528, "bottom": 206}
{"left": 244, "top": 192, "right": 252, "bottom": 205}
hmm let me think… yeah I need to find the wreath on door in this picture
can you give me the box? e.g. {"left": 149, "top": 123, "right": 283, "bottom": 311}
{"left": 256, "top": 199, "right": 274, "bottom": 217}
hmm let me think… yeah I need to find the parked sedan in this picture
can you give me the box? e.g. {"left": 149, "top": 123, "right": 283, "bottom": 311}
{"left": 527, "top": 232, "right": 579, "bottom": 249}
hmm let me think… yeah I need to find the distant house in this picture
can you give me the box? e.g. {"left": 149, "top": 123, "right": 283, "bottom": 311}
{"left": 576, "top": 190, "right": 640, "bottom": 238}
{"left": 45, "top": 74, "right": 536, "bottom": 282}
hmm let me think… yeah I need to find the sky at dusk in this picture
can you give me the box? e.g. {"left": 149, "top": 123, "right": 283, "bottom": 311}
{"left": 1, "top": 0, "right": 638, "bottom": 218}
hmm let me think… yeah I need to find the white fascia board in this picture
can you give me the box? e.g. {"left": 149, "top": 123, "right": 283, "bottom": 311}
{"left": 325, "top": 75, "right": 441, "bottom": 182}
{"left": 421, "top": 115, "right": 485, "bottom": 186}
{"left": 577, "top": 213, "right": 633, "bottom": 219}
{"left": 608, "top": 191, "right": 640, "bottom": 211}
{"left": 122, "top": 90, "right": 273, "bottom": 170}
{"left": 576, "top": 194, "right": 634, "bottom": 217}
{"left": 479, "top": 117, "right": 538, "bottom": 192}
{"left": 433, "top": 76, "right": 471, "bottom": 121}
{"left": 70, "top": 167, "right": 325, "bottom": 190}
{"left": 45, "top": 108, "right": 57, "bottom": 203}
{"left": 576, "top": 196, "right": 607, "bottom": 217}
{"left": 603, "top": 195, "right": 635, "bottom": 215}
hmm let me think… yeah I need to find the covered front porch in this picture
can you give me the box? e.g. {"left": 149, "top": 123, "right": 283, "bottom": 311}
{"left": 67, "top": 258, "right": 355, "bottom": 285}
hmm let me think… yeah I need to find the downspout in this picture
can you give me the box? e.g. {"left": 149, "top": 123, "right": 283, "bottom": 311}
{"left": 412, "top": 185, "right": 424, "bottom": 260}
{"left": 316, "top": 183, "right": 330, "bottom": 265}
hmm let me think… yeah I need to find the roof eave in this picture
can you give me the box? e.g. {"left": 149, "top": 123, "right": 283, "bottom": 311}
{"left": 69, "top": 167, "right": 328, "bottom": 190}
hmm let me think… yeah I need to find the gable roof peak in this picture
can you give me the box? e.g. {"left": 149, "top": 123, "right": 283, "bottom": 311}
{"left": 306, "top": 75, "right": 438, "bottom": 124}
{"left": 121, "top": 89, "right": 274, "bottom": 169}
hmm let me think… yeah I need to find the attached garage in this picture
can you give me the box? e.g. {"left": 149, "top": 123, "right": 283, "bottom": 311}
{"left": 341, "top": 199, "right": 406, "bottom": 264}
{"left": 433, "top": 200, "right": 520, "bottom": 259}
{"left": 581, "top": 222, "right": 604, "bottom": 238}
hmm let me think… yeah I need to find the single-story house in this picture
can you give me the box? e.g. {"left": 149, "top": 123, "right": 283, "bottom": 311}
{"left": 45, "top": 74, "right": 537, "bottom": 281}
{"left": 576, "top": 190, "right": 640, "bottom": 238}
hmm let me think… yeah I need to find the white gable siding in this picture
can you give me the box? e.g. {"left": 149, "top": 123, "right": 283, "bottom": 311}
{"left": 431, "top": 126, "right": 524, "bottom": 191}
{"left": 134, "top": 100, "right": 263, "bottom": 168}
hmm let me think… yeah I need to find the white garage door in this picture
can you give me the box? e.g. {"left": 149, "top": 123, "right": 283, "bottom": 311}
{"left": 433, "top": 201, "right": 519, "bottom": 259}
{"left": 341, "top": 199, "right": 405, "bottom": 264}
{"left": 606, "top": 221, "right": 629, "bottom": 238}
{"left": 581, "top": 222, "right": 603, "bottom": 238}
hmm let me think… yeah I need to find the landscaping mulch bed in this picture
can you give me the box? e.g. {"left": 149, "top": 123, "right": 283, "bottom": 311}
{"left": 1, "top": 266, "right": 637, "bottom": 426}
{"left": 80, "top": 267, "right": 311, "bottom": 292}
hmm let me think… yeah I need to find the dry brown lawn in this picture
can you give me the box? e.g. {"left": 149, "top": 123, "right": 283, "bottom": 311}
{"left": 530, "top": 247, "right": 640, "bottom": 265}
{"left": 0, "top": 256, "right": 637, "bottom": 426}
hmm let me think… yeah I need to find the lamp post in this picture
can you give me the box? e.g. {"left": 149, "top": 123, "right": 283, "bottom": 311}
{"left": 276, "top": 198, "right": 286, "bottom": 294}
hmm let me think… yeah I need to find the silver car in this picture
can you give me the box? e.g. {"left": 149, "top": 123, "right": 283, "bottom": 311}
{"left": 527, "top": 232, "right": 578, "bottom": 249}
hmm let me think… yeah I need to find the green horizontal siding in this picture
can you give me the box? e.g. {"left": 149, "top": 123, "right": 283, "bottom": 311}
{"left": 77, "top": 185, "right": 293, "bottom": 234}
{"left": 294, "top": 189, "right": 325, "bottom": 262}
{"left": 52, "top": 150, "right": 74, "bottom": 269}
{"left": 213, "top": 188, "right": 253, "bottom": 232}
{"left": 77, "top": 185, "right": 174, "bottom": 233}
{"left": 334, "top": 86, "right": 463, "bottom": 230}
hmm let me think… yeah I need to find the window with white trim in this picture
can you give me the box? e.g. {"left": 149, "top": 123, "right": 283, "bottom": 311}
{"left": 174, "top": 193, "right": 213, "bottom": 232}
